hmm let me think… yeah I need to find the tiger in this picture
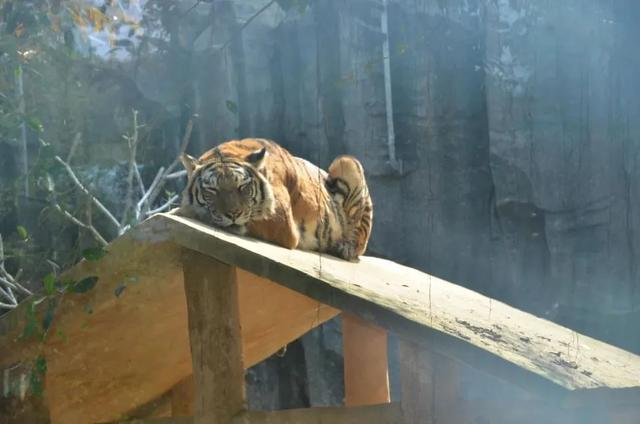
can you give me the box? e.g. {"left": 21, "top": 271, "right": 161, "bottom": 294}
{"left": 173, "top": 138, "right": 372, "bottom": 261}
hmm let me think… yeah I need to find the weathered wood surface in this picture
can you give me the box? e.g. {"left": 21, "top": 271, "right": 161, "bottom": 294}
{"left": 0, "top": 236, "right": 337, "bottom": 424}
{"left": 342, "top": 313, "right": 390, "bottom": 406}
{"left": 232, "top": 403, "right": 402, "bottom": 424}
{"left": 135, "top": 213, "right": 640, "bottom": 394}
{"left": 183, "top": 254, "right": 246, "bottom": 423}
{"left": 108, "top": 404, "right": 402, "bottom": 424}
{"left": 170, "top": 376, "right": 194, "bottom": 417}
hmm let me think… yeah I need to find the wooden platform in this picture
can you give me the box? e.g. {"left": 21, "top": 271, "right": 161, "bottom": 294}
{"left": 1, "top": 213, "right": 639, "bottom": 423}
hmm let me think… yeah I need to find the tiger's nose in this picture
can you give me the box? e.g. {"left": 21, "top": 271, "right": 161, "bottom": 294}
{"left": 227, "top": 211, "right": 242, "bottom": 220}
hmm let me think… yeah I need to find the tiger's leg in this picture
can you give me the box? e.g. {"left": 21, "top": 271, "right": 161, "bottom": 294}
{"left": 327, "top": 156, "right": 373, "bottom": 259}
{"left": 247, "top": 186, "right": 300, "bottom": 250}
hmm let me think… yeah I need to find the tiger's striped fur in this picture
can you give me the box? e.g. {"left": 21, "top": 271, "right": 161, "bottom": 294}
{"left": 326, "top": 155, "right": 373, "bottom": 260}
{"left": 175, "top": 138, "right": 372, "bottom": 260}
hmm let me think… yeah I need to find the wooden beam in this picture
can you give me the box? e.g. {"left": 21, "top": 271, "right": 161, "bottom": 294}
{"left": 170, "top": 376, "right": 194, "bottom": 417}
{"left": 156, "top": 214, "right": 640, "bottom": 394}
{"left": 399, "top": 340, "right": 461, "bottom": 424}
{"left": 182, "top": 252, "right": 246, "bottom": 423}
{"left": 232, "top": 403, "right": 402, "bottom": 423}
{"left": 342, "top": 314, "right": 390, "bottom": 406}
{"left": 109, "top": 418, "right": 193, "bottom": 424}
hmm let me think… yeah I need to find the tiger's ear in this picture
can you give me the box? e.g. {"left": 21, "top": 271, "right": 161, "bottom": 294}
{"left": 246, "top": 147, "right": 267, "bottom": 169}
{"left": 180, "top": 153, "right": 199, "bottom": 177}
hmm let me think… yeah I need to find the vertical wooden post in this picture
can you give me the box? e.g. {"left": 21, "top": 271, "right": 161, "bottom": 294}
{"left": 183, "top": 251, "right": 246, "bottom": 424}
{"left": 171, "top": 375, "right": 195, "bottom": 417}
{"left": 399, "top": 340, "right": 460, "bottom": 424}
{"left": 342, "top": 313, "right": 390, "bottom": 406}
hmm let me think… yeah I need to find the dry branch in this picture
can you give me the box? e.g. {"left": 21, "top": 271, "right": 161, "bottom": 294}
{"left": 55, "top": 156, "right": 123, "bottom": 233}
{"left": 0, "top": 234, "right": 32, "bottom": 310}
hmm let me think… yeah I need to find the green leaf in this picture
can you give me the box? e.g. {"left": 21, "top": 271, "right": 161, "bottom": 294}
{"left": 27, "top": 116, "right": 44, "bottom": 132}
{"left": 225, "top": 100, "right": 238, "bottom": 114}
{"left": 71, "top": 276, "right": 99, "bottom": 293}
{"left": 29, "top": 355, "right": 47, "bottom": 398}
{"left": 34, "top": 355, "right": 47, "bottom": 375}
{"left": 82, "top": 247, "right": 107, "bottom": 261}
{"left": 29, "top": 370, "right": 44, "bottom": 398}
{"left": 397, "top": 43, "right": 409, "bottom": 55}
{"left": 16, "top": 225, "right": 28, "bottom": 240}
{"left": 21, "top": 302, "right": 39, "bottom": 340}
{"left": 42, "top": 298, "right": 58, "bottom": 332}
{"left": 43, "top": 273, "right": 56, "bottom": 295}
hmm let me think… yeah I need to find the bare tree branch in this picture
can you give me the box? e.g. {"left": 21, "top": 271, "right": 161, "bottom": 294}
{"left": 165, "top": 118, "right": 194, "bottom": 175}
{"left": 53, "top": 204, "right": 109, "bottom": 247}
{"left": 0, "top": 234, "right": 32, "bottom": 310}
{"left": 66, "top": 132, "right": 83, "bottom": 164}
{"left": 135, "top": 167, "right": 164, "bottom": 221}
{"left": 54, "top": 156, "right": 123, "bottom": 233}
{"left": 147, "top": 194, "right": 179, "bottom": 216}
{"left": 221, "top": 0, "right": 277, "bottom": 51}
{"left": 164, "top": 170, "right": 187, "bottom": 180}
{"left": 121, "top": 110, "right": 141, "bottom": 226}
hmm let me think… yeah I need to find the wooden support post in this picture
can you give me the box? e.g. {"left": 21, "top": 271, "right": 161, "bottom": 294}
{"left": 399, "top": 340, "right": 460, "bottom": 424}
{"left": 183, "top": 251, "right": 246, "bottom": 424}
{"left": 171, "top": 375, "right": 194, "bottom": 417}
{"left": 342, "top": 313, "right": 390, "bottom": 406}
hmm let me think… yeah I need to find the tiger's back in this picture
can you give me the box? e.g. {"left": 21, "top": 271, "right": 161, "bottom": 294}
{"left": 177, "top": 138, "right": 372, "bottom": 260}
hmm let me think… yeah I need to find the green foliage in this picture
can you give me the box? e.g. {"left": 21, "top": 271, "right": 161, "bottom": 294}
{"left": 82, "top": 247, "right": 107, "bottom": 261}
{"left": 70, "top": 276, "right": 99, "bottom": 293}
{"left": 16, "top": 224, "right": 28, "bottom": 240}
{"left": 42, "top": 272, "right": 56, "bottom": 295}
{"left": 21, "top": 301, "right": 39, "bottom": 340}
{"left": 29, "top": 355, "right": 47, "bottom": 398}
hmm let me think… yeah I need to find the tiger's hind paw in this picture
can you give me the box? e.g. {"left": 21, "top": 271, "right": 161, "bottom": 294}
{"left": 332, "top": 240, "right": 359, "bottom": 262}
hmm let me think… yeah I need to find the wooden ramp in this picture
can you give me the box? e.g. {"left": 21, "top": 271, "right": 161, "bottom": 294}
{"left": 1, "top": 213, "right": 639, "bottom": 424}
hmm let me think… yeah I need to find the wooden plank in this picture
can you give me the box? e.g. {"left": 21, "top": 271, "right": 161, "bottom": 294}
{"left": 398, "top": 340, "right": 461, "bottom": 424}
{"left": 171, "top": 376, "right": 194, "bottom": 417}
{"left": 150, "top": 213, "right": 640, "bottom": 394}
{"left": 342, "top": 313, "right": 390, "bottom": 406}
{"left": 232, "top": 403, "right": 402, "bottom": 424}
{"left": 108, "top": 418, "right": 193, "bottom": 424}
{"left": 0, "top": 240, "right": 338, "bottom": 424}
{"left": 183, "top": 252, "right": 245, "bottom": 423}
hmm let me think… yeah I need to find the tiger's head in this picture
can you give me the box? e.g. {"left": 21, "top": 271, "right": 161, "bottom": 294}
{"left": 179, "top": 147, "right": 275, "bottom": 230}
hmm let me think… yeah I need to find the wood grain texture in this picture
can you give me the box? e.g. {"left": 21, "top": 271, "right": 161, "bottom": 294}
{"left": 0, "top": 240, "right": 337, "bottom": 424}
{"left": 171, "top": 375, "right": 194, "bottom": 417}
{"left": 342, "top": 313, "right": 390, "bottom": 406}
{"left": 183, "top": 253, "right": 245, "bottom": 423}
{"left": 232, "top": 403, "right": 402, "bottom": 424}
{"left": 148, "top": 213, "right": 640, "bottom": 394}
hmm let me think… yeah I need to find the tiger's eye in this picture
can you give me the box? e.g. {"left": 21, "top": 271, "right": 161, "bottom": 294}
{"left": 240, "top": 184, "right": 251, "bottom": 194}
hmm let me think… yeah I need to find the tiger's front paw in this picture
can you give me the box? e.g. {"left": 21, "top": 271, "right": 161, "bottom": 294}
{"left": 332, "top": 240, "right": 359, "bottom": 261}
